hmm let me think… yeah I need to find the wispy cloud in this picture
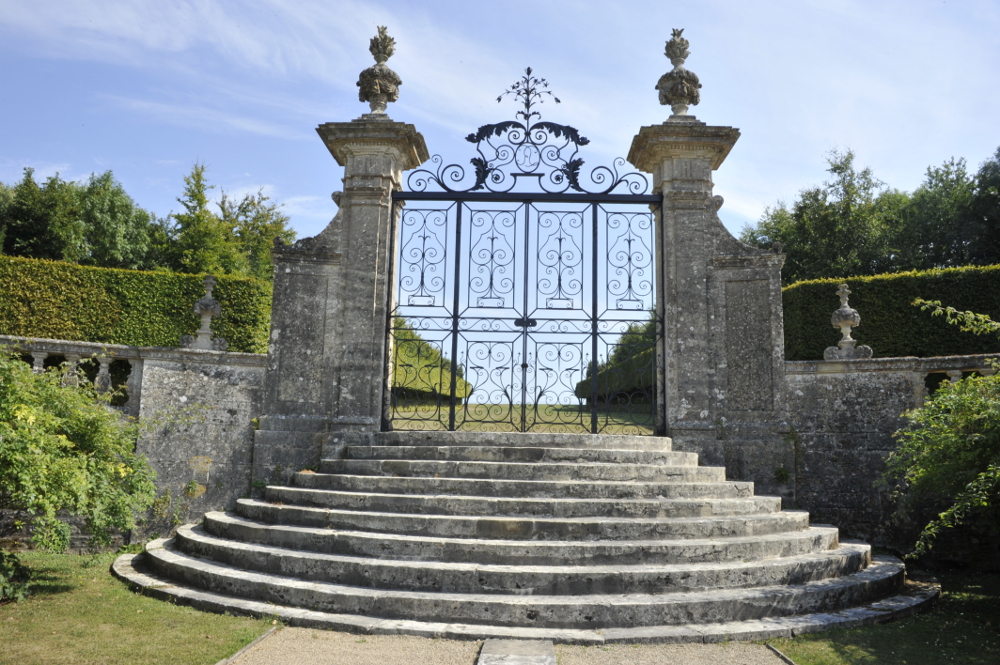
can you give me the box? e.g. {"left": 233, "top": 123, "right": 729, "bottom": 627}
{"left": 101, "top": 95, "right": 310, "bottom": 140}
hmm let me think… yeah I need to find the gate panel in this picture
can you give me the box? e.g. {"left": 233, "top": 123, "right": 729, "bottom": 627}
{"left": 386, "top": 69, "right": 661, "bottom": 434}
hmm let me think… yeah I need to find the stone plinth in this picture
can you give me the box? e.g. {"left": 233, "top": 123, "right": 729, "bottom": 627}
{"left": 628, "top": 122, "right": 786, "bottom": 468}
{"left": 253, "top": 116, "right": 428, "bottom": 482}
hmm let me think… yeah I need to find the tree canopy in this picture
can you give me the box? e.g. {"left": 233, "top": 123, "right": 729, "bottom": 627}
{"left": 0, "top": 163, "right": 295, "bottom": 281}
{"left": 740, "top": 147, "right": 1000, "bottom": 284}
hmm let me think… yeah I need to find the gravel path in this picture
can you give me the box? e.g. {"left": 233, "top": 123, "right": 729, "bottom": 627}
{"left": 230, "top": 628, "right": 789, "bottom": 665}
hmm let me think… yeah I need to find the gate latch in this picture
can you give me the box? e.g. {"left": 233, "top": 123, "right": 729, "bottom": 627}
{"left": 513, "top": 318, "right": 537, "bottom": 328}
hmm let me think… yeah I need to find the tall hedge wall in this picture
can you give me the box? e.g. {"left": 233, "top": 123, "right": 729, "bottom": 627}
{"left": 783, "top": 265, "right": 1000, "bottom": 360}
{"left": 0, "top": 256, "right": 271, "bottom": 353}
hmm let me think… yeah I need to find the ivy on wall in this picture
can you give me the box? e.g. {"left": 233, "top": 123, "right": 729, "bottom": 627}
{"left": 783, "top": 264, "right": 1000, "bottom": 360}
{"left": 0, "top": 256, "right": 270, "bottom": 353}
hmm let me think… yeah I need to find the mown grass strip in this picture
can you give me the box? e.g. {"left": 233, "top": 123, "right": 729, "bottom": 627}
{"left": 768, "top": 571, "right": 1000, "bottom": 665}
{"left": 0, "top": 550, "right": 273, "bottom": 665}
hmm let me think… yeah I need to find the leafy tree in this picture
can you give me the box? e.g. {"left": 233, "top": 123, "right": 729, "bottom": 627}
{"left": 77, "top": 171, "right": 157, "bottom": 270}
{"left": 167, "top": 163, "right": 239, "bottom": 275}
{"left": 0, "top": 352, "right": 157, "bottom": 553}
{"left": 966, "top": 147, "right": 1000, "bottom": 265}
{"left": 219, "top": 189, "right": 295, "bottom": 282}
{"left": 164, "top": 164, "right": 295, "bottom": 279}
{"left": 896, "top": 158, "right": 976, "bottom": 270}
{"left": 1, "top": 168, "right": 87, "bottom": 263}
{"left": 882, "top": 299, "right": 1000, "bottom": 559}
{"left": 0, "top": 168, "right": 159, "bottom": 270}
{"left": 740, "top": 151, "right": 907, "bottom": 284}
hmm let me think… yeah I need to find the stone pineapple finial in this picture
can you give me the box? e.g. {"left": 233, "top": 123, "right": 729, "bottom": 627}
{"left": 823, "top": 284, "right": 872, "bottom": 360}
{"left": 357, "top": 26, "right": 402, "bottom": 115}
{"left": 656, "top": 28, "right": 702, "bottom": 121}
{"left": 181, "top": 275, "right": 228, "bottom": 351}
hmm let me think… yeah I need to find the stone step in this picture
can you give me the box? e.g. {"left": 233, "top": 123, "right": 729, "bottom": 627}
{"left": 204, "top": 512, "right": 835, "bottom": 565}
{"left": 173, "top": 524, "right": 869, "bottom": 595}
{"left": 346, "top": 446, "right": 698, "bottom": 466}
{"left": 263, "top": 486, "right": 782, "bottom": 519}
{"left": 319, "top": 459, "right": 721, "bottom": 483}
{"left": 140, "top": 537, "right": 905, "bottom": 629}
{"left": 235, "top": 499, "right": 809, "bottom": 541}
{"left": 371, "top": 431, "right": 673, "bottom": 451}
{"left": 292, "top": 472, "right": 752, "bottom": 500}
{"left": 114, "top": 551, "right": 940, "bottom": 644}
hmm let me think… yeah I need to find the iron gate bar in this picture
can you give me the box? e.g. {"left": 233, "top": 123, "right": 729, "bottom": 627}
{"left": 520, "top": 202, "right": 530, "bottom": 432}
{"left": 394, "top": 191, "right": 661, "bottom": 204}
{"left": 448, "top": 202, "right": 464, "bottom": 432}
{"left": 590, "top": 202, "right": 599, "bottom": 434}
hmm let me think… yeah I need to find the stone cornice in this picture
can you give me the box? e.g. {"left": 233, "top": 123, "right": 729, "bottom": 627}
{"left": 786, "top": 353, "right": 1000, "bottom": 375}
{"left": 627, "top": 124, "right": 741, "bottom": 173}
{"left": 316, "top": 118, "right": 429, "bottom": 170}
{"left": 0, "top": 334, "right": 268, "bottom": 366}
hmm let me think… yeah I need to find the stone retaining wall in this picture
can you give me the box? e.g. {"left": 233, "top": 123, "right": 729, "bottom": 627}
{"left": 0, "top": 336, "right": 266, "bottom": 535}
{"left": 781, "top": 354, "right": 998, "bottom": 542}
{"left": 4, "top": 334, "right": 996, "bottom": 545}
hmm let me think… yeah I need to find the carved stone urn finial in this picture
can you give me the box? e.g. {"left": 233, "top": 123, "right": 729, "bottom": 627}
{"left": 181, "top": 274, "right": 228, "bottom": 351}
{"left": 823, "top": 283, "right": 872, "bottom": 360}
{"left": 357, "top": 26, "right": 402, "bottom": 115}
{"left": 656, "top": 28, "right": 703, "bottom": 121}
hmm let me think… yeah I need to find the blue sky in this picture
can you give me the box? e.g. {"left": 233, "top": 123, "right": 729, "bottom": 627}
{"left": 1, "top": 0, "right": 998, "bottom": 239}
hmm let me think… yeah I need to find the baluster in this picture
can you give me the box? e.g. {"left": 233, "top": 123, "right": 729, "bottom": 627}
{"left": 62, "top": 353, "right": 81, "bottom": 387}
{"left": 95, "top": 356, "right": 112, "bottom": 393}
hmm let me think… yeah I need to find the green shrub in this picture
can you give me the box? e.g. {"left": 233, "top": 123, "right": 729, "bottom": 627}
{"left": 0, "top": 255, "right": 270, "bottom": 352}
{"left": 885, "top": 370, "right": 1000, "bottom": 560}
{"left": 0, "top": 551, "right": 31, "bottom": 602}
{"left": 0, "top": 351, "right": 158, "bottom": 551}
{"left": 783, "top": 264, "right": 1000, "bottom": 360}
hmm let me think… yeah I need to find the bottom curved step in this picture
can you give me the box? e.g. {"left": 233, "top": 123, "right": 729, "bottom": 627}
{"left": 112, "top": 552, "right": 938, "bottom": 644}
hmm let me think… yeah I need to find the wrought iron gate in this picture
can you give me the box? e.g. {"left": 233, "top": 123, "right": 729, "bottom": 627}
{"left": 385, "top": 70, "right": 661, "bottom": 434}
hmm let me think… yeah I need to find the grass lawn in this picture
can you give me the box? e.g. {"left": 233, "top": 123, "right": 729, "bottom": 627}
{"left": 390, "top": 403, "right": 656, "bottom": 434}
{"left": 0, "top": 550, "right": 273, "bottom": 665}
{"left": 768, "top": 571, "right": 1000, "bottom": 665}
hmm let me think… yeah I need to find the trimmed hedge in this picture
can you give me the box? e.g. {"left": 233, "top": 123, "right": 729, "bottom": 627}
{"left": 0, "top": 255, "right": 270, "bottom": 353}
{"left": 574, "top": 348, "right": 655, "bottom": 399}
{"left": 784, "top": 265, "right": 1000, "bottom": 360}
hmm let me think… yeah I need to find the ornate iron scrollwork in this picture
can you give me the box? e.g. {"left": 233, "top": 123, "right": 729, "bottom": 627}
{"left": 406, "top": 68, "right": 650, "bottom": 196}
{"left": 389, "top": 69, "right": 662, "bottom": 435}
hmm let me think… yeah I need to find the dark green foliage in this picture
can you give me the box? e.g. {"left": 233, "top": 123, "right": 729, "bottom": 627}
{"left": 0, "top": 163, "right": 296, "bottom": 281}
{"left": 219, "top": 188, "right": 296, "bottom": 282}
{"left": 0, "top": 352, "right": 158, "bottom": 552}
{"left": 782, "top": 265, "right": 1000, "bottom": 360}
{"left": 740, "top": 151, "right": 907, "bottom": 284}
{"left": 897, "top": 157, "right": 977, "bottom": 270}
{"left": 0, "top": 169, "right": 158, "bottom": 270}
{"left": 158, "top": 164, "right": 295, "bottom": 280}
{"left": 967, "top": 146, "right": 1000, "bottom": 265}
{"left": 885, "top": 370, "right": 1000, "bottom": 561}
{"left": 742, "top": 147, "right": 1000, "bottom": 284}
{"left": 0, "top": 551, "right": 32, "bottom": 602}
{"left": 0, "top": 255, "right": 271, "bottom": 353}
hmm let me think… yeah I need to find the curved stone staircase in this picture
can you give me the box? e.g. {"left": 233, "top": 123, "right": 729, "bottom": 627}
{"left": 113, "top": 431, "right": 937, "bottom": 643}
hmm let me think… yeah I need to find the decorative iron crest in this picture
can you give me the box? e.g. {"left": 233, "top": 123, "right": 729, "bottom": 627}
{"left": 407, "top": 68, "right": 649, "bottom": 195}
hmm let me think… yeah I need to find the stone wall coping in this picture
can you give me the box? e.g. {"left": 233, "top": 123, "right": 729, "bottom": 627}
{"left": 786, "top": 353, "right": 1000, "bottom": 375}
{"left": 0, "top": 334, "right": 268, "bottom": 367}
